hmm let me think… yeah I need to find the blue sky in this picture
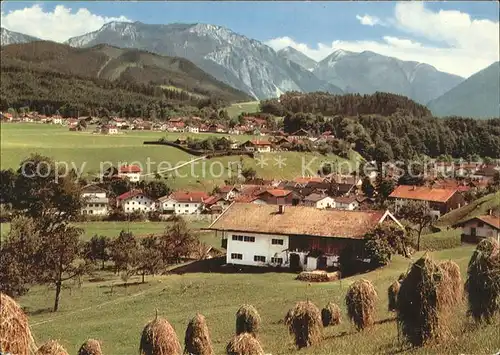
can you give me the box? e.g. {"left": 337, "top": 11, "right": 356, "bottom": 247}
{"left": 1, "top": 1, "right": 499, "bottom": 77}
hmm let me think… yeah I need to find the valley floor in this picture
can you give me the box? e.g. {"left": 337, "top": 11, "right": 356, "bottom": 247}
{"left": 18, "top": 245, "right": 500, "bottom": 354}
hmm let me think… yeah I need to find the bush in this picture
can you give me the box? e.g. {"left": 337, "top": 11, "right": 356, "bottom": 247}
{"left": 419, "top": 229, "right": 461, "bottom": 251}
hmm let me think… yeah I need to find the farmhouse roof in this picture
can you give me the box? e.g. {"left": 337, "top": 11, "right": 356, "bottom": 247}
{"left": 243, "top": 139, "right": 272, "bottom": 146}
{"left": 208, "top": 203, "right": 396, "bottom": 239}
{"left": 334, "top": 195, "right": 359, "bottom": 204}
{"left": 304, "top": 193, "right": 330, "bottom": 203}
{"left": 171, "top": 191, "right": 210, "bottom": 203}
{"left": 258, "top": 189, "right": 292, "bottom": 198}
{"left": 119, "top": 165, "right": 142, "bottom": 173}
{"left": 81, "top": 184, "right": 107, "bottom": 194}
{"left": 455, "top": 214, "right": 500, "bottom": 230}
{"left": 389, "top": 185, "right": 458, "bottom": 203}
{"left": 117, "top": 189, "right": 145, "bottom": 201}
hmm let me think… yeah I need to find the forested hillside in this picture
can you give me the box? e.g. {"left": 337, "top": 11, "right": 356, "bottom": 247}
{"left": 262, "top": 92, "right": 500, "bottom": 160}
{"left": 0, "top": 41, "right": 251, "bottom": 117}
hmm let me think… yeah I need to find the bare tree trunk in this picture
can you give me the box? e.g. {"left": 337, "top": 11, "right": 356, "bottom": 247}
{"left": 142, "top": 272, "right": 145, "bottom": 284}
{"left": 54, "top": 280, "right": 62, "bottom": 312}
{"left": 417, "top": 226, "right": 423, "bottom": 251}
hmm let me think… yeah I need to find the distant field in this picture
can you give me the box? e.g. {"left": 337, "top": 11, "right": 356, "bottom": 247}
{"left": 1, "top": 123, "right": 360, "bottom": 190}
{"left": 17, "top": 245, "right": 500, "bottom": 354}
{"left": 226, "top": 100, "right": 261, "bottom": 118}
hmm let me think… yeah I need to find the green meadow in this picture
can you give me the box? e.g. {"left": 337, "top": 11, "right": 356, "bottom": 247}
{"left": 17, "top": 245, "right": 500, "bottom": 354}
{"left": 226, "top": 100, "right": 261, "bottom": 118}
{"left": 0, "top": 123, "right": 360, "bottom": 190}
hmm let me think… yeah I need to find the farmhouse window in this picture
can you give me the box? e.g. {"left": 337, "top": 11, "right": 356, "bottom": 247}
{"left": 477, "top": 221, "right": 484, "bottom": 228}
{"left": 271, "top": 239, "right": 284, "bottom": 245}
{"left": 254, "top": 255, "right": 266, "bottom": 262}
{"left": 271, "top": 257, "right": 283, "bottom": 264}
{"left": 231, "top": 253, "right": 243, "bottom": 260}
{"left": 232, "top": 235, "right": 255, "bottom": 242}
{"left": 244, "top": 236, "right": 255, "bottom": 242}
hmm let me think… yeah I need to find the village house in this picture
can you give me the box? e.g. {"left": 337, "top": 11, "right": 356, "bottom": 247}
{"left": 52, "top": 116, "right": 63, "bottom": 125}
{"left": 186, "top": 126, "right": 200, "bottom": 133}
{"left": 334, "top": 195, "right": 360, "bottom": 210}
{"left": 80, "top": 184, "right": 109, "bottom": 216}
{"left": 389, "top": 185, "right": 466, "bottom": 219}
{"left": 218, "top": 185, "right": 241, "bottom": 200}
{"left": 288, "top": 128, "right": 313, "bottom": 141}
{"left": 208, "top": 203, "right": 402, "bottom": 270}
{"left": 157, "top": 191, "right": 210, "bottom": 215}
{"left": 111, "top": 117, "right": 127, "bottom": 128}
{"left": 253, "top": 189, "right": 300, "bottom": 205}
{"left": 117, "top": 190, "right": 156, "bottom": 213}
{"left": 204, "top": 195, "right": 232, "bottom": 215}
{"left": 118, "top": 165, "right": 142, "bottom": 182}
{"left": 100, "top": 125, "right": 119, "bottom": 135}
{"left": 240, "top": 140, "right": 272, "bottom": 153}
{"left": 454, "top": 212, "right": 500, "bottom": 243}
{"left": 303, "top": 193, "right": 335, "bottom": 209}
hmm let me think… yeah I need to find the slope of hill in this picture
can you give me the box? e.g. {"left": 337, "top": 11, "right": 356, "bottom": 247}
{"left": 277, "top": 46, "right": 318, "bottom": 71}
{"left": 0, "top": 27, "right": 40, "bottom": 46}
{"left": 0, "top": 41, "right": 251, "bottom": 103}
{"left": 437, "top": 191, "right": 500, "bottom": 227}
{"left": 311, "top": 50, "right": 463, "bottom": 104}
{"left": 66, "top": 21, "right": 343, "bottom": 99}
{"left": 427, "top": 62, "right": 500, "bottom": 118}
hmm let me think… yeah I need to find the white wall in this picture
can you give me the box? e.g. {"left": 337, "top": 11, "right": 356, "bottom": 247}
{"left": 174, "top": 201, "right": 202, "bottom": 215}
{"left": 122, "top": 195, "right": 155, "bottom": 213}
{"left": 119, "top": 172, "right": 141, "bottom": 182}
{"left": 463, "top": 222, "right": 500, "bottom": 240}
{"left": 225, "top": 231, "right": 289, "bottom": 267}
{"left": 316, "top": 197, "right": 335, "bottom": 209}
{"left": 82, "top": 192, "right": 106, "bottom": 199}
{"left": 394, "top": 198, "right": 440, "bottom": 218}
{"left": 82, "top": 203, "right": 109, "bottom": 216}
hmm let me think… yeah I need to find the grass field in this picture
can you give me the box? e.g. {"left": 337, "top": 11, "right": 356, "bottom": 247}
{"left": 437, "top": 191, "right": 500, "bottom": 227}
{"left": 0, "top": 123, "right": 359, "bottom": 190}
{"left": 17, "top": 245, "right": 500, "bottom": 354}
{"left": 226, "top": 101, "right": 261, "bottom": 118}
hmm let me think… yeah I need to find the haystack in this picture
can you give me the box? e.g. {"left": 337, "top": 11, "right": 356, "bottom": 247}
{"left": 0, "top": 293, "right": 36, "bottom": 355}
{"left": 235, "top": 305, "right": 261, "bottom": 337}
{"left": 296, "top": 271, "right": 340, "bottom": 282}
{"left": 140, "top": 313, "right": 181, "bottom": 355}
{"left": 286, "top": 301, "right": 322, "bottom": 349}
{"left": 226, "top": 333, "right": 264, "bottom": 355}
{"left": 345, "top": 279, "right": 377, "bottom": 331}
{"left": 78, "top": 339, "right": 102, "bottom": 355}
{"left": 36, "top": 340, "right": 69, "bottom": 355}
{"left": 397, "top": 254, "right": 452, "bottom": 346}
{"left": 438, "top": 260, "right": 463, "bottom": 306}
{"left": 321, "top": 302, "right": 341, "bottom": 327}
{"left": 184, "top": 313, "right": 213, "bottom": 355}
{"left": 465, "top": 237, "right": 500, "bottom": 323}
{"left": 388, "top": 281, "right": 401, "bottom": 312}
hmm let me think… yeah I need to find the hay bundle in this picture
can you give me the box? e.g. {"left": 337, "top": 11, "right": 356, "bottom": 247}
{"left": 465, "top": 237, "right": 500, "bottom": 323}
{"left": 78, "top": 339, "right": 102, "bottom": 355}
{"left": 345, "top": 279, "right": 377, "bottom": 331}
{"left": 0, "top": 293, "right": 36, "bottom": 355}
{"left": 397, "top": 254, "right": 452, "bottom": 346}
{"left": 226, "top": 333, "right": 264, "bottom": 355}
{"left": 388, "top": 281, "right": 401, "bottom": 312}
{"left": 284, "top": 308, "right": 294, "bottom": 327}
{"left": 184, "top": 313, "right": 213, "bottom": 355}
{"left": 36, "top": 340, "right": 69, "bottom": 355}
{"left": 321, "top": 302, "right": 341, "bottom": 327}
{"left": 438, "top": 260, "right": 463, "bottom": 307}
{"left": 140, "top": 313, "right": 181, "bottom": 355}
{"left": 286, "top": 301, "right": 322, "bottom": 349}
{"left": 235, "top": 305, "right": 261, "bottom": 337}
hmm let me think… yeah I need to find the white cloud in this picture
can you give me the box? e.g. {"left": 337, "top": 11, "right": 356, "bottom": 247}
{"left": 266, "top": 2, "right": 499, "bottom": 77}
{"left": 356, "top": 14, "right": 385, "bottom": 27}
{"left": 0, "top": 4, "right": 131, "bottom": 42}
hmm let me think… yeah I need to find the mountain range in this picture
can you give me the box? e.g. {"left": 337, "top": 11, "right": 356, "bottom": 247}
{"left": 0, "top": 40, "right": 251, "bottom": 102}
{"left": 1, "top": 27, "right": 40, "bottom": 46}
{"left": 428, "top": 61, "right": 500, "bottom": 118}
{"left": 65, "top": 22, "right": 343, "bottom": 100}
{"left": 1, "top": 24, "right": 498, "bottom": 118}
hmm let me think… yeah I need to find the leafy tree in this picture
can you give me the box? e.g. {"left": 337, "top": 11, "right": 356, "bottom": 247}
{"left": 361, "top": 177, "right": 375, "bottom": 198}
{"left": 376, "top": 178, "right": 396, "bottom": 203}
{"left": 363, "top": 224, "right": 409, "bottom": 267}
{"left": 82, "top": 235, "right": 110, "bottom": 270}
{"left": 109, "top": 230, "right": 138, "bottom": 273}
{"left": 241, "top": 167, "right": 257, "bottom": 181}
{"left": 397, "top": 200, "right": 433, "bottom": 251}
{"left": 0, "top": 168, "right": 17, "bottom": 204}
{"left": 135, "top": 235, "right": 164, "bottom": 283}
{"left": 159, "top": 219, "right": 197, "bottom": 264}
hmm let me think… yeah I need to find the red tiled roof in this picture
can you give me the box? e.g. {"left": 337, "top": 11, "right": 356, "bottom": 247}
{"left": 259, "top": 189, "right": 292, "bottom": 197}
{"left": 389, "top": 185, "right": 458, "bottom": 203}
{"left": 456, "top": 214, "right": 500, "bottom": 230}
{"left": 244, "top": 139, "right": 271, "bottom": 146}
{"left": 209, "top": 203, "right": 388, "bottom": 239}
{"left": 219, "top": 185, "right": 236, "bottom": 193}
{"left": 119, "top": 165, "right": 142, "bottom": 173}
{"left": 235, "top": 195, "right": 258, "bottom": 203}
{"left": 117, "top": 189, "right": 144, "bottom": 201}
{"left": 294, "top": 177, "right": 325, "bottom": 184}
{"left": 171, "top": 191, "right": 210, "bottom": 203}
{"left": 204, "top": 195, "right": 223, "bottom": 205}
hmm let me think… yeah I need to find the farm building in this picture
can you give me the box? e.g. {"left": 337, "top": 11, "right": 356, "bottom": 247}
{"left": 157, "top": 191, "right": 210, "bottom": 215}
{"left": 118, "top": 164, "right": 142, "bottom": 182}
{"left": 303, "top": 193, "right": 335, "bottom": 209}
{"left": 453, "top": 212, "right": 500, "bottom": 243}
{"left": 80, "top": 184, "right": 109, "bottom": 216}
{"left": 208, "top": 203, "right": 402, "bottom": 270}
{"left": 334, "top": 195, "right": 360, "bottom": 210}
{"left": 389, "top": 185, "right": 466, "bottom": 219}
{"left": 99, "top": 125, "right": 118, "bottom": 135}
{"left": 240, "top": 140, "right": 272, "bottom": 153}
{"left": 117, "top": 190, "right": 155, "bottom": 213}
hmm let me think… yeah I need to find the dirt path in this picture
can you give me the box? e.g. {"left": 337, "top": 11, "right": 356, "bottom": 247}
{"left": 96, "top": 57, "right": 113, "bottom": 78}
{"left": 140, "top": 156, "right": 207, "bottom": 178}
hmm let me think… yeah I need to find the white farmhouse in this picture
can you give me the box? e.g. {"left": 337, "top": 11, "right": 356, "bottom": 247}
{"left": 334, "top": 195, "right": 360, "bottom": 210}
{"left": 303, "top": 193, "right": 335, "bottom": 209}
{"left": 117, "top": 190, "right": 156, "bottom": 213}
{"left": 157, "top": 191, "right": 210, "bottom": 215}
{"left": 208, "top": 203, "right": 402, "bottom": 270}
{"left": 454, "top": 213, "right": 500, "bottom": 244}
{"left": 118, "top": 165, "right": 142, "bottom": 182}
{"left": 80, "top": 184, "right": 109, "bottom": 216}
{"left": 240, "top": 140, "right": 272, "bottom": 153}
